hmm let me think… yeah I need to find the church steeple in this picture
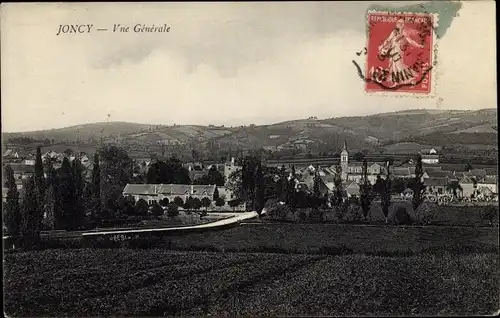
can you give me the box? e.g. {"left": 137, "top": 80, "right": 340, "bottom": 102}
{"left": 343, "top": 138, "right": 347, "bottom": 151}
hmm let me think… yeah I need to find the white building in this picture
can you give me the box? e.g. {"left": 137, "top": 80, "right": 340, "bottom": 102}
{"left": 421, "top": 148, "right": 439, "bottom": 164}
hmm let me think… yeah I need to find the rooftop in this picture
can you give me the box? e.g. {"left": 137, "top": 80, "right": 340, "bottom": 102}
{"left": 123, "top": 184, "right": 216, "bottom": 196}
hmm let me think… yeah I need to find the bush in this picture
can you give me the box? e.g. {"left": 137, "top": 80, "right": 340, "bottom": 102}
{"left": 167, "top": 203, "right": 179, "bottom": 218}
{"left": 173, "top": 196, "right": 184, "bottom": 207}
{"left": 215, "top": 197, "right": 225, "bottom": 207}
{"left": 344, "top": 204, "right": 363, "bottom": 222}
{"left": 159, "top": 198, "right": 169, "bottom": 207}
{"left": 392, "top": 206, "right": 412, "bottom": 225}
{"left": 201, "top": 197, "right": 211, "bottom": 210}
{"left": 333, "top": 202, "right": 348, "bottom": 221}
{"left": 297, "top": 210, "right": 307, "bottom": 223}
{"left": 192, "top": 197, "right": 202, "bottom": 210}
{"left": 151, "top": 201, "right": 164, "bottom": 217}
{"left": 135, "top": 199, "right": 149, "bottom": 216}
{"left": 481, "top": 205, "right": 497, "bottom": 226}
{"left": 414, "top": 202, "right": 435, "bottom": 225}
{"left": 268, "top": 203, "right": 291, "bottom": 221}
{"left": 308, "top": 208, "right": 325, "bottom": 222}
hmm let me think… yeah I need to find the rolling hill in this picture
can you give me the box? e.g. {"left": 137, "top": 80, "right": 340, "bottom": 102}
{"left": 2, "top": 108, "right": 497, "bottom": 156}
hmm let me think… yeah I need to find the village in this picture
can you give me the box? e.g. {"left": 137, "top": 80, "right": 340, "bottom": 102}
{"left": 3, "top": 142, "right": 498, "bottom": 211}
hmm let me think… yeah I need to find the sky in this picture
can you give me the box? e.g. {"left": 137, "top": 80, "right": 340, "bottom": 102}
{"left": 1, "top": 1, "right": 497, "bottom": 132}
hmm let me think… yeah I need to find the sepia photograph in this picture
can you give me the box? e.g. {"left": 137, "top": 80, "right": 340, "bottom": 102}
{"left": 1, "top": 1, "right": 498, "bottom": 317}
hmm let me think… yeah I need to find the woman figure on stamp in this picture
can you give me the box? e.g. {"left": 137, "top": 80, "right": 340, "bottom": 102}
{"left": 378, "top": 18, "right": 425, "bottom": 87}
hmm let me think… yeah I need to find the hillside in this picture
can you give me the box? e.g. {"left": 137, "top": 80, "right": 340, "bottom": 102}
{"left": 2, "top": 108, "right": 497, "bottom": 156}
{"left": 3, "top": 122, "right": 156, "bottom": 144}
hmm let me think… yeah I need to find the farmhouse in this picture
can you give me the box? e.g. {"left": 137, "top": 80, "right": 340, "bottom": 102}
{"left": 123, "top": 184, "right": 217, "bottom": 205}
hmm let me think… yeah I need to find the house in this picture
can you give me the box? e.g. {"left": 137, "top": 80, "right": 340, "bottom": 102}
{"left": 344, "top": 180, "right": 360, "bottom": 198}
{"left": 10, "top": 164, "right": 35, "bottom": 181}
{"left": 484, "top": 167, "right": 498, "bottom": 178}
{"left": 122, "top": 184, "right": 159, "bottom": 204}
{"left": 426, "top": 178, "right": 448, "bottom": 195}
{"left": 22, "top": 159, "right": 36, "bottom": 165}
{"left": 477, "top": 176, "right": 498, "bottom": 194}
{"left": 81, "top": 155, "right": 90, "bottom": 164}
{"left": 3, "top": 149, "right": 13, "bottom": 157}
{"left": 392, "top": 167, "right": 413, "bottom": 179}
{"left": 122, "top": 184, "right": 217, "bottom": 206}
{"left": 425, "top": 170, "right": 454, "bottom": 179}
{"left": 421, "top": 148, "right": 439, "bottom": 164}
{"left": 421, "top": 154, "right": 439, "bottom": 164}
{"left": 459, "top": 176, "right": 475, "bottom": 197}
{"left": 3, "top": 149, "right": 20, "bottom": 159}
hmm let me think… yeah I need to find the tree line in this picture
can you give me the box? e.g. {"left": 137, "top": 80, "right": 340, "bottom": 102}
{"left": 227, "top": 154, "right": 427, "bottom": 223}
{"left": 2, "top": 145, "right": 233, "bottom": 244}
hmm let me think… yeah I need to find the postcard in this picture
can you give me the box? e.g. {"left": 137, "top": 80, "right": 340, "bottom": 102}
{"left": 2, "top": 2, "right": 498, "bottom": 317}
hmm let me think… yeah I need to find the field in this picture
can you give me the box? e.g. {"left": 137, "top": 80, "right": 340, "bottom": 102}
{"left": 4, "top": 205, "right": 499, "bottom": 316}
{"left": 155, "top": 223, "right": 499, "bottom": 255}
{"left": 4, "top": 248, "right": 499, "bottom": 316}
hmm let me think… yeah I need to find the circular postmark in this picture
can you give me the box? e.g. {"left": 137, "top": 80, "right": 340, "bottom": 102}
{"left": 354, "top": 11, "right": 437, "bottom": 94}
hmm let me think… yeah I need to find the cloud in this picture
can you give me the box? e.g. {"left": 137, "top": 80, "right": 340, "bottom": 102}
{"left": 1, "top": 2, "right": 496, "bottom": 132}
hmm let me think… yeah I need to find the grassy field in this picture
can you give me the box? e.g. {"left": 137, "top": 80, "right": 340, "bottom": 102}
{"left": 156, "top": 223, "right": 499, "bottom": 255}
{"left": 4, "top": 249, "right": 499, "bottom": 316}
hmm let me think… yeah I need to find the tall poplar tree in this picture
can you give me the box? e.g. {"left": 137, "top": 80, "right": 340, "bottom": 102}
{"left": 412, "top": 155, "right": 426, "bottom": 212}
{"left": 34, "top": 146, "right": 45, "bottom": 200}
{"left": 55, "top": 157, "right": 76, "bottom": 229}
{"left": 286, "top": 165, "right": 297, "bottom": 211}
{"left": 360, "top": 159, "right": 372, "bottom": 221}
{"left": 3, "top": 165, "right": 21, "bottom": 237}
{"left": 20, "top": 176, "right": 43, "bottom": 240}
{"left": 380, "top": 161, "right": 392, "bottom": 223}
{"left": 254, "top": 161, "right": 265, "bottom": 213}
{"left": 72, "top": 158, "right": 86, "bottom": 229}
{"left": 91, "top": 153, "right": 101, "bottom": 223}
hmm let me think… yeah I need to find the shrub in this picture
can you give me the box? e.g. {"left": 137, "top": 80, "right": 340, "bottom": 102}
{"left": 414, "top": 202, "right": 435, "bottom": 225}
{"left": 135, "top": 199, "right": 149, "bottom": 216}
{"left": 159, "top": 198, "right": 169, "bottom": 207}
{"left": 173, "top": 196, "right": 184, "bottom": 207}
{"left": 215, "top": 197, "right": 225, "bottom": 207}
{"left": 333, "top": 202, "right": 348, "bottom": 222}
{"left": 392, "top": 206, "right": 412, "bottom": 225}
{"left": 151, "top": 201, "right": 164, "bottom": 217}
{"left": 344, "top": 204, "right": 363, "bottom": 222}
{"left": 191, "top": 198, "right": 202, "bottom": 211}
{"left": 481, "top": 205, "right": 497, "bottom": 226}
{"left": 201, "top": 197, "right": 211, "bottom": 210}
{"left": 268, "top": 203, "right": 291, "bottom": 221}
{"left": 167, "top": 203, "right": 179, "bottom": 218}
{"left": 308, "top": 208, "right": 325, "bottom": 222}
{"left": 297, "top": 210, "right": 307, "bottom": 223}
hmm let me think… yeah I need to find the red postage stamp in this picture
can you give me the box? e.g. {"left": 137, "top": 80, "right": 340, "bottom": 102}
{"left": 365, "top": 11, "right": 435, "bottom": 94}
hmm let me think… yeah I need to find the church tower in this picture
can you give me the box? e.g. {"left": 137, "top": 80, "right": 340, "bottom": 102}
{"left": 340, "top": 139, "right": 348, "bottom": 181}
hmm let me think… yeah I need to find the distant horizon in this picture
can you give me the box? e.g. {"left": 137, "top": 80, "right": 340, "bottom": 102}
{"left": 2, "top": 2, "right": 496, "bottom": 132}
{"left": 2, "top": 107, "right": 496, "bottom": 134}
